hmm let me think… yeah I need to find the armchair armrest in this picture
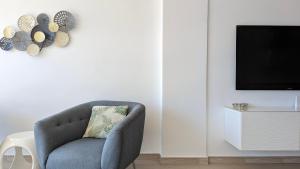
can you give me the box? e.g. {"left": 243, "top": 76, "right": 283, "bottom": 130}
{"left": 101, "top": 104, "right": 146, "bottom": 169}
{"left": 34, "top": 103, "right": 91, "bottom": 169}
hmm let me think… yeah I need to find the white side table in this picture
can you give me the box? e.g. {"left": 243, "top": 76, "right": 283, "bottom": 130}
{"left": 0, "top": 131, "right": 39, "bottom": 169}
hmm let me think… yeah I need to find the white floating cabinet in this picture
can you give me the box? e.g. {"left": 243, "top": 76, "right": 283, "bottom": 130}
{"left": 224, "top": 107, "right": 300, "bottom": 151}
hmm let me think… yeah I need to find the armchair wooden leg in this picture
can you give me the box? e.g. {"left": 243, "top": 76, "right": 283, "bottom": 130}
{"left": 132, "top": 162, "right": 136, "bottom": 169}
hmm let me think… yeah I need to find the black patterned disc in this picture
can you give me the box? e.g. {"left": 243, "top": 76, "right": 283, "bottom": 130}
{"left": 0, "top": 37, "right": 13, "bottom": 51}
{"left": 31, "top": 25, "right": 55, "bottom": 48}
{"left": 54, "top": 11, "right": 75, "bottom": 32}
{"left": 12, "top": 31, "right": 32, "bottom": 51}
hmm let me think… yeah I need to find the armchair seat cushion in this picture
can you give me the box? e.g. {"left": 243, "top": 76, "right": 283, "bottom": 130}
{"left": 46, "top": 138, "right": 105, "bottom": 169}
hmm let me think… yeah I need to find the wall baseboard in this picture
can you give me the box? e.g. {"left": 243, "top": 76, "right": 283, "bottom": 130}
{"left": 4, "top": 154, "right": 300, "bottom": 165}
{"left": 209, "top": 156, "right": 300, "bottom": 164}
{"left": 160, "top": 157, "right": 209, "bottom": 165}
{"left": 138, "top": 154, "right": 300, "bottom": 165}
{"left": 136, "top": 154, "right": 209, "bottom": 165}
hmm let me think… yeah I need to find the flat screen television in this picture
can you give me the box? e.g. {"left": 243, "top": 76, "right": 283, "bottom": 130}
{"left": 236, "top": 25, "right": 300, "bottom": 90}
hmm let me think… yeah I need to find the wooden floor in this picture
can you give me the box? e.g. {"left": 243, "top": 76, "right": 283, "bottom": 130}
{"left": 3, "top": 158, "right": 300, "bottom": 169}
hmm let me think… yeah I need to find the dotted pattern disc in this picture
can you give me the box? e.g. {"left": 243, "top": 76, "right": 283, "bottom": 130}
{"left": 0, "top": 37, "right": 13, "bottom": 51}
{"left": 31, "top": 25, "right": 55, "bottom": 48}
{"left": 54, "top": 11, "right": 75, "bottom": 32}
{"left": 18, "top": 15, "right": 36, "bottom": 32}
{"left": 12, "top": 31, "right": 31, "bottom": 51}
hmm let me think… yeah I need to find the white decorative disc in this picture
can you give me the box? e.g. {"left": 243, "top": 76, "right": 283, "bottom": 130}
{"left": 55, "top": 31, "right": 70, "bottom": 47}
{"left": 3, "top": 26, "right": 15, "bottom": 38}
{"left": 34, "top": 31, "right": 46, "bottom": 43}
{"left": 18, "top": 15, "right": 36, "bottom": 32}
{"left": 27, "top": 44, "right": 40, "bottom": 56}
{"left": 48, "top": 22, "right": 59, "bottom": 32}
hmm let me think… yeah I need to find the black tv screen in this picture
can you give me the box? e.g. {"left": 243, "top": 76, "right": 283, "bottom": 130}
{"left": 236, "top": 25, "right": 300, "bottom": 90}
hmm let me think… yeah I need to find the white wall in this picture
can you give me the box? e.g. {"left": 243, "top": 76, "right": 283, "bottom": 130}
{"left": 208, "top": 0, "right": 300, "bottom": 156}
{"left": 2, "top": 0, "right": 300, "bottom": 158}
{"left": 0, "top": 0, "right": 162, "bottom": 153}
{"left": 162, "top": 0, "right": 208, "bottom": 157}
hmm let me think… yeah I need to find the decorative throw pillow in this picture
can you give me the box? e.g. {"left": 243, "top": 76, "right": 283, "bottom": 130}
{"left": 83, "top": 106, "right": 128, "bottom": 138}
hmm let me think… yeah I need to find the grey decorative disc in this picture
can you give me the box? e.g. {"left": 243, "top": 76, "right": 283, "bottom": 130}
{"left": 37, "top": 13, "right": 50, "bottom": 31}
{"left": 12, "top": 31, "right": 31, "bottom": 51}
{"left": 0, "top": 37, "right": 13, "bottom": 51}
{"left": 31, "top": 25, "right": 55, "bottom": 48}
{"left": 54, "top": 11, "right": 75, "bottom": 32}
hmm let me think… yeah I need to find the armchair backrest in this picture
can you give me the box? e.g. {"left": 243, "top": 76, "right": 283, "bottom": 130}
{"left": 34, "top": 100, "right": 145, "bottom": 169}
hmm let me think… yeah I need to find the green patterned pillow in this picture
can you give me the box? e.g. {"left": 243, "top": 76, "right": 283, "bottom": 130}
{"left": 83, "top": 106, "right": 128, "bottom": 138}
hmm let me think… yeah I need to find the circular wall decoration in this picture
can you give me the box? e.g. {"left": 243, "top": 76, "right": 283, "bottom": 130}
{"left": 27, "top": 43, "right": 40, "bottom": 56}
{"left": 54, "top": 11, "right": 75, "bottom": 32}
{"left": 48, "top": 22, "right": 59, "bottom": 32}
{"left": 12, "top": 31, "right": 31, "bottom": 51}
{"left": 37, "top": 13, "right": 51, "bottom": 33}
{"left": 18, "top": 15, "right": 36, "bottom": 32}
{"left": 0, "top": 37, "right": 13, "bottom": 51}
{"left": 55, "top": 31, "right": 70, "bottom": 47}
{"left": 31, "top": 25, "right": 55, "bottom": 48}
{"left": 34, "top": 31, "right": 46, "bottom": 43}
{"left": 1, "top": 10, "right": 75, "bottom": 56}
{"left": 37, "top": 13, "right": 49, "bottom": 26}
{"left": 3, "top": 26, "right": 16, "bottom": 39}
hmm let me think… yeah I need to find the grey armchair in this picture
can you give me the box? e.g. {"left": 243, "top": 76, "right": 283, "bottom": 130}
{"left": 34, "top": 101, "right": 145, "bottom": 169}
